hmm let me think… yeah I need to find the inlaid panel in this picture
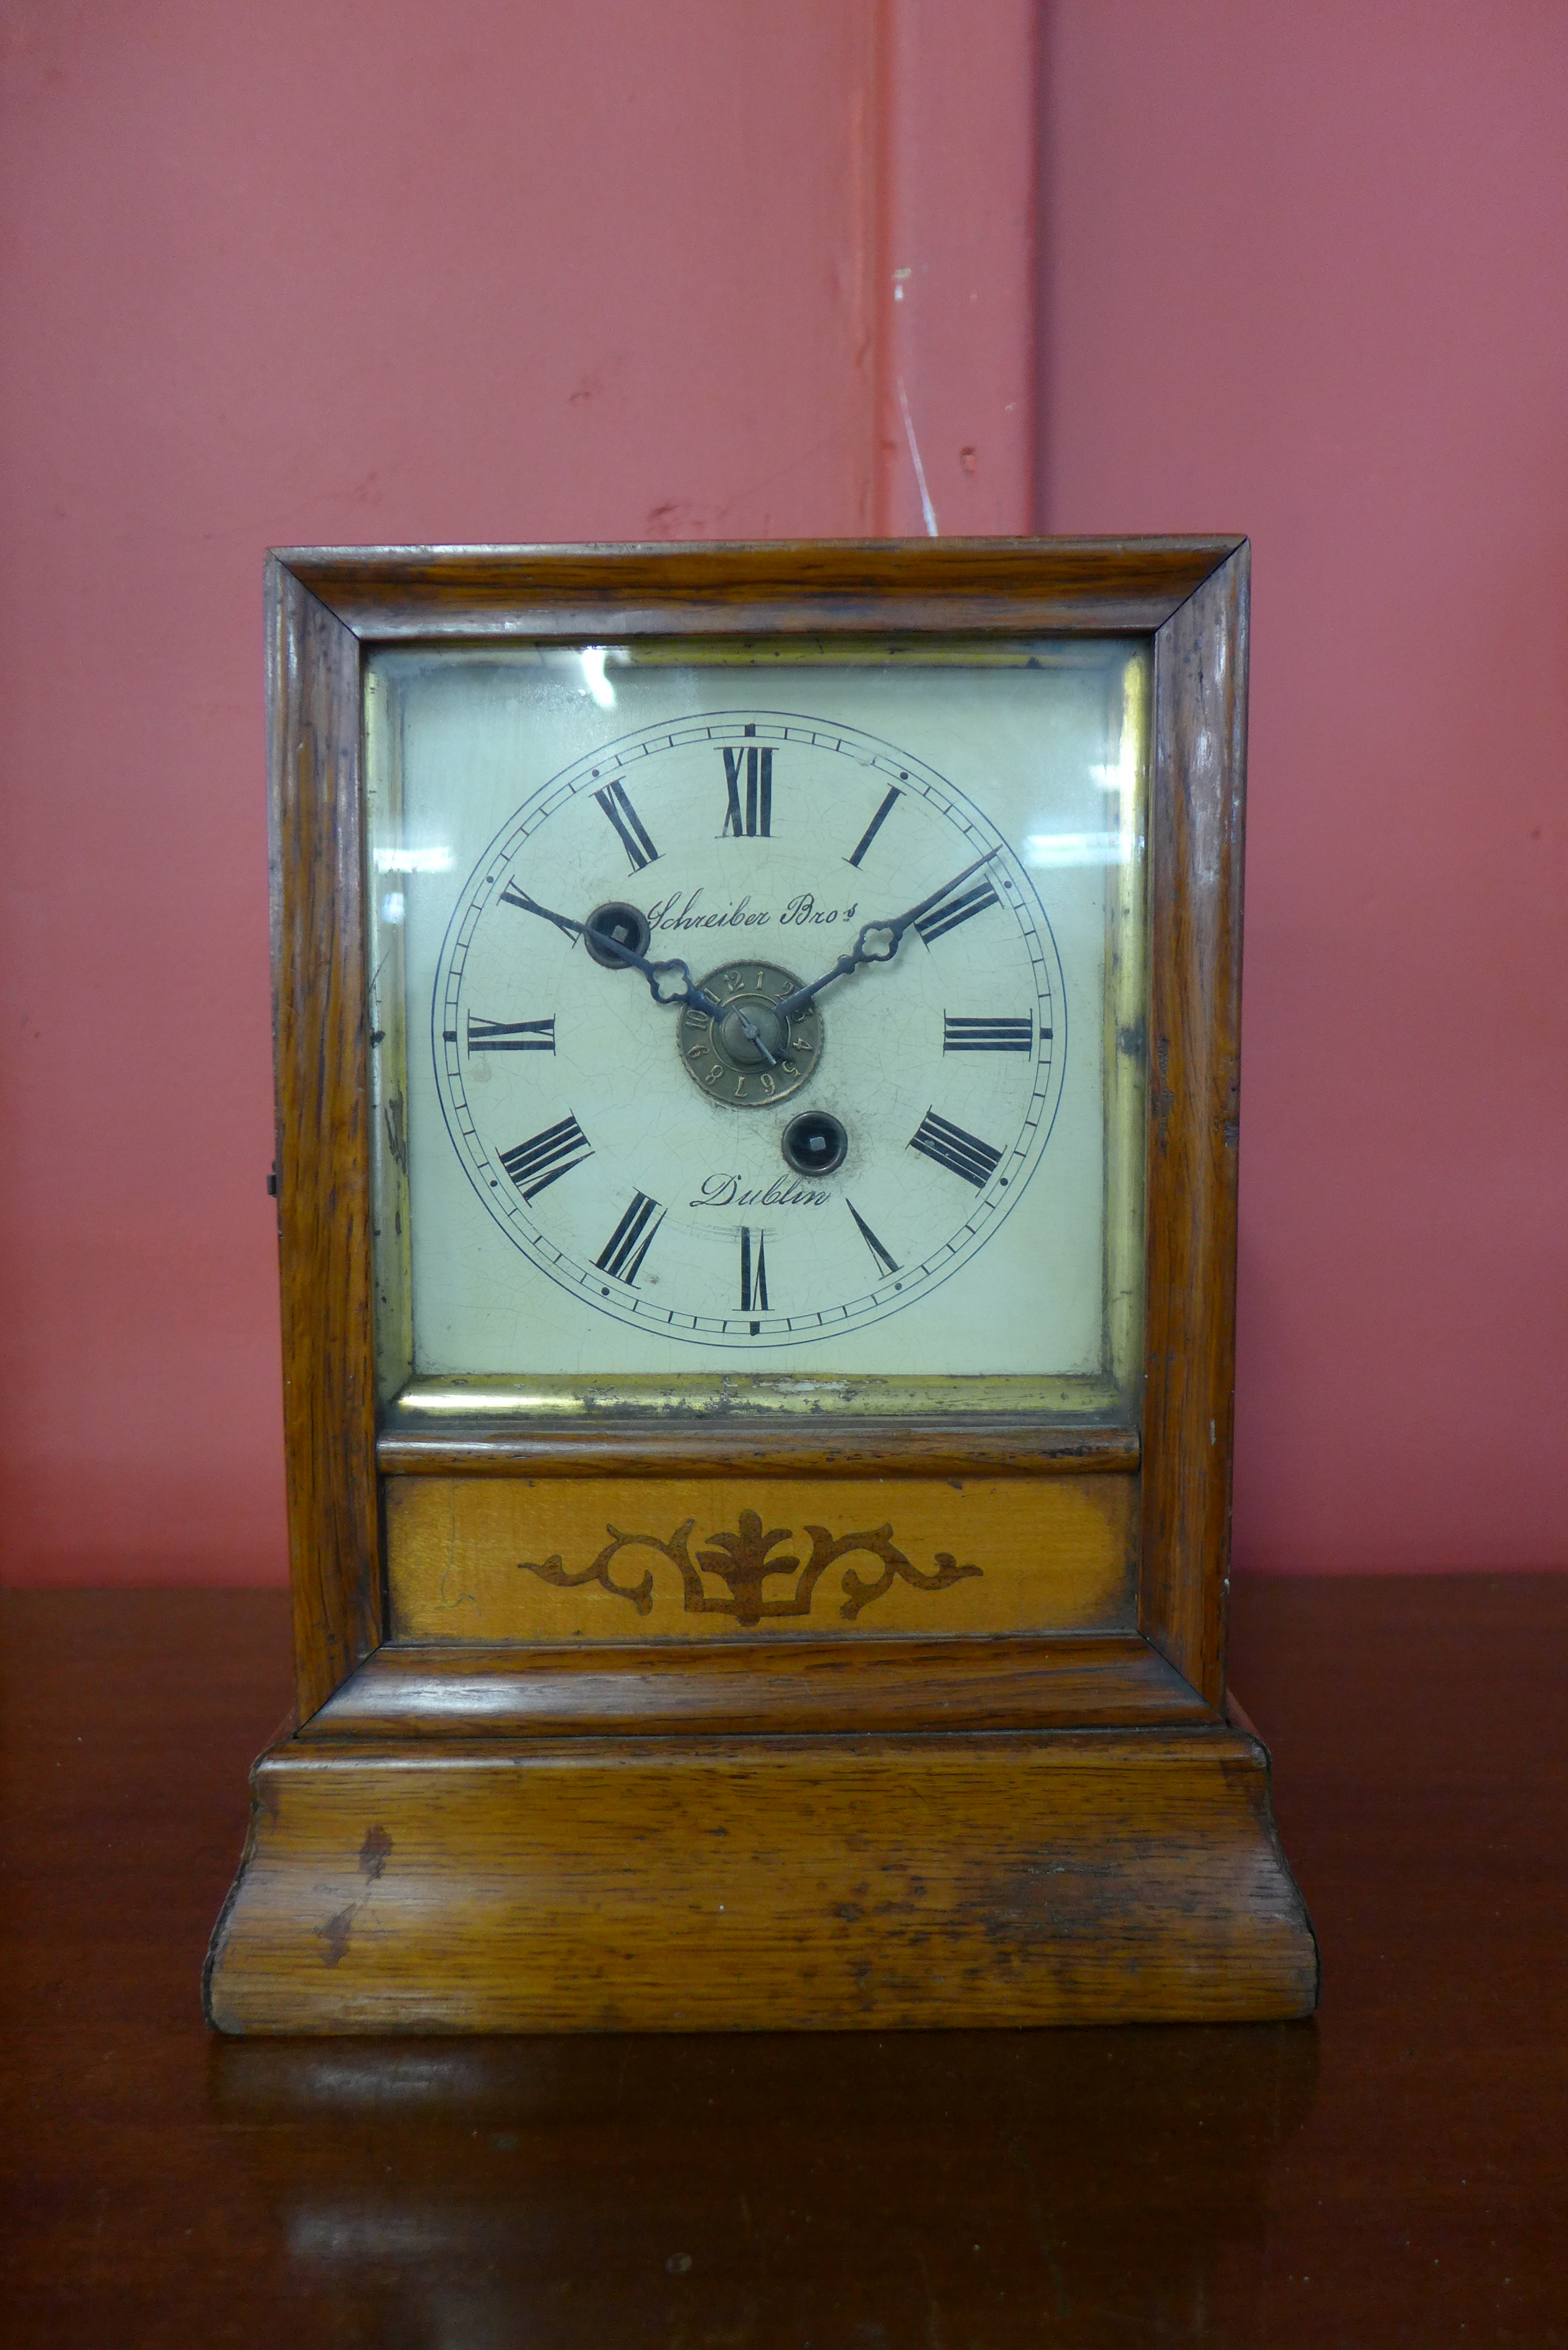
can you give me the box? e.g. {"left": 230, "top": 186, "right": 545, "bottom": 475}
{"left": 386, "top": 1472, "right": 1137, "bottom": 1641}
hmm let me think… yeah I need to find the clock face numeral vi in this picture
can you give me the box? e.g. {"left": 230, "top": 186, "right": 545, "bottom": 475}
{"left": 739, "top": 1225, "right": 770, "bottom": 1332}
{"left": 462, "top": 1014, "right": 556, "bottom": 1053}
{"left": 739, "top": 1226, "right": 770, "bottom": 1319}
{"left": 908, "top": 1110, "right": 1003, "bottom": 1189}
{"left": 942, "top": 1014, "right": 1032, "bottom": 1054}
{"left": 721, "top": 742, "right": 773, "bottom": 837}
{"left": 500, "top": 1115, "right": 592, "bottom": 1199}
{"left": 597, "top": 1191, "right": 664, "bottom": 1285}
{"left": 594, "top": 779, "right": 659, "bottom": 872}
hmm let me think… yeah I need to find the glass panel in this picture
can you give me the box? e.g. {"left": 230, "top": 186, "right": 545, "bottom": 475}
{"left": 365, "top": 638, "right": 1147, "bottom": 1417}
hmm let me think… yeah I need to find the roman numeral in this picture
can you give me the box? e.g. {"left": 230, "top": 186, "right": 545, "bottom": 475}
{"left": 846, "top": 784, "right": 900, "bottom": 869}
{"left": 498, "top": 1115, "right": 592, "bottom": 1199}
{"left": 740, "top": 1226, "right": 769, "bottom": 1317}
{"left": 721, "top": 741, "right": 772, "bottom": 836}
{"left": 942, "top": 1014, "right": 1033, "bottom": 1054}
{"left": 597, "top": 1191, "right": 664, "bottom": 1284}
{"left": 912, "top": 874, "right": 1001, "bottom": 945}
{"left": 908, "top": 1110, "right": 1003, "bottom": 1190}
{"left": 594, "top": 779, "right": 659, "bottom": 871}
{"left": 846, "top": 1199, "right": 898, "bottom": 1278}
{"left": 465, "top": 1014, "right": 556, "bottom": 1052}
{"left": 497, "top": 882, "right": 584, "bottom": 945}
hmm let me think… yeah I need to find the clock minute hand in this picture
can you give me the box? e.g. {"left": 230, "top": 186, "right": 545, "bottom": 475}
{"left": 773, "top": 850, "right": 1002, "bottom": 1020}
{"left": 500, "top": 884, "right": 748, "bottom": 1037}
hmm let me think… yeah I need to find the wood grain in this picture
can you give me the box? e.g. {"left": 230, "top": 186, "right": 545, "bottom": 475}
{"left": 278, "top": 537, "right": 1243, "bottom": 640}
{"left": 204, "top": 1723, "right": 1317, "bottom": 2033}
{"left": 1139, "top": 545, "right": 1249, "bottom": 1705}
{"left": 259, "top": 539, "right": 1255, "bottom": 1729}
{"left": 377, "top": 1410, "right": 1141, "bottom": 1479}
{"left": 14, "top": 1580, "right": 1568, "bottom": 2343}
{"left": 268, "top": 558, "right": 380, "bottom": 1723}
{"left": 247, "top": 539, "right": 1280, "bottom": 2030}
{"left": 297, "top": 1632, "right": 1215, "bottom": 1739}
{"left": 383, "top": 1473, "right": 1136, "bottom": 1642}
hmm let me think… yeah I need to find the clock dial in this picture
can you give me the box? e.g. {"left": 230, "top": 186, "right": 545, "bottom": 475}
{"left": 429, "top": 713, "right": 1063, "bottom": 1350}
{"left": 369, "top": 644, "right": 1146, "bottom": 1385}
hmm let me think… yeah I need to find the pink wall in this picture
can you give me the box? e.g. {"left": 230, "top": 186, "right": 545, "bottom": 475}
{"left": 0, "top": 1, "right": 879, "bottom": 1582}
{"left": 0, "top": 0, "right": 1032, "bottom": 1583}
{"left": 1042, "top": 0, "right": 1568, "bottom": 1571}
{"left": 1, "top": 1, "right": 1561, "bottom": 1583}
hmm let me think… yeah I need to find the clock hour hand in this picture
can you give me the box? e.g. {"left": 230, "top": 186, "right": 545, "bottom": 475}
{"left": 603, "top": 940, "right": 778, "bottom": 1060}
{"left": 500, "top": 884, "right": 752, "bottom": 1039}
{"left": 586, "top": 922, "right": 764, "bottom": 1038}
{"left": 772, "top": 850, "right": 1002, "bottom": 1019}
{"left": 591, "top": 935, "right": 780, "bottom": 1062}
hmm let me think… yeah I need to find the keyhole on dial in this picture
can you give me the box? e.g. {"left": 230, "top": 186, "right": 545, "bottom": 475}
{"left": 782, "top": 1110, "right": 847, "bottom": 1177}
{"left": 584, "top": 901, "right": 651, "bottom": 968}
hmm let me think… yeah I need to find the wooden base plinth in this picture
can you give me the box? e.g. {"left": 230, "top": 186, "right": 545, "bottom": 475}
{"left": 206, "top": 1725, "right": 1318, "bottom": 2033}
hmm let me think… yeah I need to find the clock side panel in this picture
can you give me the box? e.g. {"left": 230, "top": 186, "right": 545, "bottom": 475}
{"left": 1139, "top": 550, "right": 1249, "bottom": 1706}
{"left": 269, "top": 561, "right": 382, "bottom": 1721}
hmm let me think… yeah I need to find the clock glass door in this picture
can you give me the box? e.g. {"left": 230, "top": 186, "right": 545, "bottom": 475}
{"left": 365, "top": 638, "right": 1147, "bottom": 1418}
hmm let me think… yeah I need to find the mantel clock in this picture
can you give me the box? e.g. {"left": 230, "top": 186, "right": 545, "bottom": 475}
{"left": 207, "top": 540, "right": 1318, "bottom": 2032}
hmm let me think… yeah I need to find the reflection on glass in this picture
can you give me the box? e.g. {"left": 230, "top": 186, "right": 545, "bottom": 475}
{"left": 374, "top": 845, "right": 455, "bottom": 874}
{"left": 578, "top": 645, "right": 617, "bottom": 706}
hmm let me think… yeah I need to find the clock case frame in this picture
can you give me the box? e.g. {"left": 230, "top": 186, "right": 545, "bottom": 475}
{"left": 206, "top": 540, "right": 1318, "bottom": 2033}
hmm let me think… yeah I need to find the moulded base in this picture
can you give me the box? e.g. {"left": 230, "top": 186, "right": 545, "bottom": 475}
{"left": 205, "top": 1721, "right": 1318, "bottom": 2033}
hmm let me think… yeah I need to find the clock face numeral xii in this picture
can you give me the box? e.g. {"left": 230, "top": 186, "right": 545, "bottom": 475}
{"left": 722, "top": 735, "right": 772, "bottom": 838}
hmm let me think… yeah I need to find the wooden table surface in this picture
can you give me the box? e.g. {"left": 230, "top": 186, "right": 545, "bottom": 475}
{"left": 2, "top": 1575, "right": 1564, "bottom": 2346}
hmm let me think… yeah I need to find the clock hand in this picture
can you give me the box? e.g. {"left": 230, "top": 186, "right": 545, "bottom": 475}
{"left": 773, "top": 850, "right": 1003, "bottom": 1020}
{"left": 729, "top": 1009, "right": 779, "bottom": 1065}
{"left": 592, "top": 928, "right": 777, "bottom": 1049}
{"left": 500, "top": 885, "right": 741, "bottom": 1030}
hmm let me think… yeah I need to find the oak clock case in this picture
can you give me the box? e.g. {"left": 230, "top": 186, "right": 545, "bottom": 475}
{"left": 205, "top": 541, "right": 1318, "bottom": 2034}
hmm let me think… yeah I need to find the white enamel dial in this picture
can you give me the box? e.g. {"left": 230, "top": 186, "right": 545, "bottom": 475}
{"left": 429, "top": 711, "right": 1066, "bottom": 1349}
{"left": 371, "top": 644, "right": 1143, "bottom": 1385}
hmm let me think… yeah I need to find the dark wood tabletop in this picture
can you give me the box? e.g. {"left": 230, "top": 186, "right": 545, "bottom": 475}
{"left": 2, "top": 1573, "right": 1564, "bottom": 2346}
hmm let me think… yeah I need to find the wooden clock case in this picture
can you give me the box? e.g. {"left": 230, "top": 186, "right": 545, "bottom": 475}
{"left": 205, "top": 540, "right": 1318, "bottom": 2033}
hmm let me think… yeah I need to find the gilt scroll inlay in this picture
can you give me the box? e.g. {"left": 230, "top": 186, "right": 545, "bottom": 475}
{"left": 518, "top": 1507, "right": 981, "bottom": 1628}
